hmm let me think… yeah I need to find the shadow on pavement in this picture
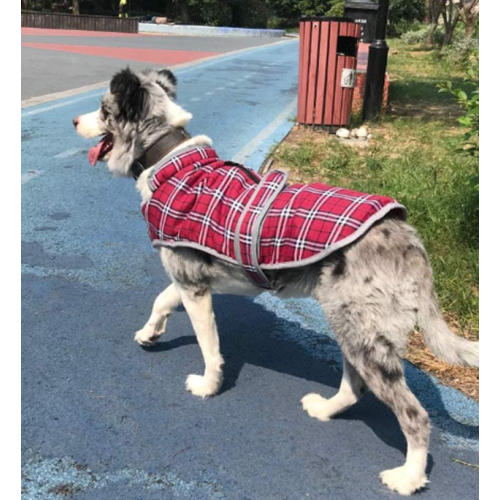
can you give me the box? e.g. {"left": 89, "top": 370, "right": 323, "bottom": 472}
{"left": 145, "top": 293, "right": 478, "bottom": 466}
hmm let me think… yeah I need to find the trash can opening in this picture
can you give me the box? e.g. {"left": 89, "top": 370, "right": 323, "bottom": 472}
{"left": 337, "top": 36, "right": 358, "bottom": 56}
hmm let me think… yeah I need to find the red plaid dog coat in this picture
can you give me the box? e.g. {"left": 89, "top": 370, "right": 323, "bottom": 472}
{"left": 142, "top": 146, "right": 407, "bottom": 289}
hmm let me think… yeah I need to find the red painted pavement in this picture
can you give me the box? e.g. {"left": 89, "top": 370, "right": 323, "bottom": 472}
{"left": 21, "top": 42, "right": 219, "bottom": 65}
{"left": 21, "top": 27, "right": 145, "bottom": 37}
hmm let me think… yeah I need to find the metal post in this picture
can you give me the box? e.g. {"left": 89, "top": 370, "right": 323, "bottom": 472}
{"left": 362, "top": 0, "right": 390, "bottom": 121}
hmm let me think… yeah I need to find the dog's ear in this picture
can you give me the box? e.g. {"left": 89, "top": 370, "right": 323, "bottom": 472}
{"left": 156, "top": 69, "right": 177, "bottom": 100}
{"left": 110, "top": 68, "right": 148, "bottom": 122}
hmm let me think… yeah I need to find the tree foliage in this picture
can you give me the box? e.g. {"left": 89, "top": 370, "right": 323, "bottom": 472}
{"left": 387, "top": 0, "right": 426, "bottom": 36}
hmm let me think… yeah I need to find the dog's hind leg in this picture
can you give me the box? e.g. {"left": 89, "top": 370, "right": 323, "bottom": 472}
{"left": 178, "top": 287, "right": 224, "bottom": 398}
{"left": 301, "top": 358, "right": 366, "bottom": 421}
{"left": 135, "top": 284, "right": 181, "bottom": 346}
{"left": 322, "top": 299, "right": 429, "bottom": 495}
{"left": 344, "top": 342, "right": 430, "bottom": 496}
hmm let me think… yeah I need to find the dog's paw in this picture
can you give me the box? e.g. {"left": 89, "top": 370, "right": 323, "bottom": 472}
{"left": 134, "top": 325, "right": 162, "bottom": 346}
{"left": 185, "top": 374, "right": 222, "bottom": 398}
{"left": 380, "top": 466, "right": 428, "bottom": 496}
{"left": 301, "top": 393, "right": 332, "bottom": 422}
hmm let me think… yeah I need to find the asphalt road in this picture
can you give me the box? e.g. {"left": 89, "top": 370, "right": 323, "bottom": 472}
{"left": 22, "top": 31, "right": 478, "bottom": 500}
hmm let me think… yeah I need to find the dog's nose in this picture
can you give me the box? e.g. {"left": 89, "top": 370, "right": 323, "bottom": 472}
{"left": 72, "top": 117, "right": 80, "bottom": 128}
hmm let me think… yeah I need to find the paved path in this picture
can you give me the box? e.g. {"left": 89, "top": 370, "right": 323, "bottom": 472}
{"left": 22, "top": 32, "right": 478, "bottom": 500}
{"left": 21, "top": 27, "right": 284, "bottom": 100}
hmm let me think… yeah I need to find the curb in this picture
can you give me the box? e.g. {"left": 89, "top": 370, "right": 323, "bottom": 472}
{"left": 139, "top": 23, "right": 286, "bottom": 38}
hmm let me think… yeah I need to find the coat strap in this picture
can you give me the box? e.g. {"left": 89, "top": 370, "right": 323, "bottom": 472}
{"left": 234, "top": 170, "right": 288, "bottom": 289}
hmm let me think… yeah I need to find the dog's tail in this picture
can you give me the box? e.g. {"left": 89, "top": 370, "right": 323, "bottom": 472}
{"left": 417, "top": 291, "right": 479, "bottom": 368}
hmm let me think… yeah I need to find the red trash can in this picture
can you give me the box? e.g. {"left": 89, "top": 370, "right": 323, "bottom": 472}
{"left": 298, "top": 17, "right": 361, "bottom": 129}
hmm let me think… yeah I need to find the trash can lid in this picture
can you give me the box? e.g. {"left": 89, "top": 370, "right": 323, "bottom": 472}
{"left": 299, "top": 16, "right": 357, "bottom": 23}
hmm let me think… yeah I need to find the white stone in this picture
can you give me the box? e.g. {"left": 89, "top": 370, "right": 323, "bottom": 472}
{"left": 351, "top": 128, "right": 359, "bottom": 138}
{"left": 336, "top": 128, "right": 350, "bottom": 139}
{"left": 357, "top": 126, "right": 369, "bottom": 138}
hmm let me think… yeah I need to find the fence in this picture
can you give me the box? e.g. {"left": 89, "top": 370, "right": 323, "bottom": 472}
{"left": 21, "top": 11, "right": 139, "bottom": 34}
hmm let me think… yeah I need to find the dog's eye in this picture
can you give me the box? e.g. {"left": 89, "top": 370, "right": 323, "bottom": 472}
{"left": 101, "top": 106, "right": 110, "bottom": 120}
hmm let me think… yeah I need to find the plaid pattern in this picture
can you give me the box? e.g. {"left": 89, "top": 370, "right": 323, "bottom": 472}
{"left": 142, "top": 147, "right": 407, "bottom": 288}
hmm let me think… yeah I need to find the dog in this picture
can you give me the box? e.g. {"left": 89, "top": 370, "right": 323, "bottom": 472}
{"left": 74, "top": 67, "right": 479, "bottom": 496}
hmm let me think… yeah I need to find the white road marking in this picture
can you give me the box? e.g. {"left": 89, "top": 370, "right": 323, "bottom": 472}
{"left": 54, "top": 148, "right": 84, "bottom": 159}
{"left": 231, "top": 98, "right": 297, "bottom": 165}
{"left": 21, "top": 170, "right": 44, "bottom": 185}
{"left": 21, "top": 81, "right": 109, "bottom": 110}
{"left": 21, "top": 91, "right": 105, "bottom": 118}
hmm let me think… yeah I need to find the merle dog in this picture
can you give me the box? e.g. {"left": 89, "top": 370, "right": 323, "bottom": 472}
{"left": 74, "top": 68, "right": 479, "bottom": 496}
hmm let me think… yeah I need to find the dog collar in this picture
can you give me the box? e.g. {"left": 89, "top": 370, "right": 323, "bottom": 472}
{"left": 131, "top": 127, "right": 191, "bottom": 180}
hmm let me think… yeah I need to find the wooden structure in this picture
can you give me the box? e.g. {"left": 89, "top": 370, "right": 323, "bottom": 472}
{"left": 298, "top": 18, "right": 361, "bottom": 128}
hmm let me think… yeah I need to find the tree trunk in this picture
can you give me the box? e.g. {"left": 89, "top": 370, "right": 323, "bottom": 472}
{"left": 441, "top": 1, "right": 460, "bottom": 46}
{"left": 465, "top": 21, "right": 475, "bottom": 39}
{"left": 458, "top": 0, "right": 479, "bottom": 39}
{"left": 427, "top": 0, "right": 445, "bottom": 45}
{"left": 427, "top": 20, "right": 437, "bottom": 45}
{"left": 73, "top": 0, "right": 80, "bottom": 15}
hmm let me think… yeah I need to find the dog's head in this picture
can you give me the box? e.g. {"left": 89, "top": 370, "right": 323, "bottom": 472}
{"left": 73, "top": 68, "right": 192, "bottom": 177}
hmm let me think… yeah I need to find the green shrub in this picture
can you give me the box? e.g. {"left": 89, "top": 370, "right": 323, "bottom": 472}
{"left": 392, "top": 20, "right": 423, "bottom": 38}
{"left": 267, "top": 16, "right": 296, "bottom": 29}
{"left": 232, "top": 0, "right": 269, "bottom": 28}
{"left": 438, "top": 63, "right": 479, "bottom": 158}
{"left": 437, "top": 61, "right": 479, "bottom": 246}
{"left": 439, "top": 38, "right": 479, "bottom": 68}
{"left": 188, "top": 0, "right": 232, "bottom": 27}
{"left": 388, "top": 0, "right": 426, "bottom": 36}
{"left": 401, "top": 25, "right": 444, "bottom": 45}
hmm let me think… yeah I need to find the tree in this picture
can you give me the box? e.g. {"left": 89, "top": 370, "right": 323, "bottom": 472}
{"left": 268, "top": 0, "right": 333, "bottom": 21}
{"left": 427, "top": 0, "right": 445, "bottom": 45}
{"left": 441, "top": 0, "right": 460, "bottom": 45}
{"left": 454, "top": 0, "right": 479, "bottom": 38}
{"left": 388, "top": 0, "right": 426, "bottom": 35}
{"left": 73, "top": 0, "right": 80, "bottom": 14}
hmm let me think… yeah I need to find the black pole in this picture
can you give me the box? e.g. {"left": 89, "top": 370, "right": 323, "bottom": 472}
{"left": 362, "top": 0, "right": 390, "bottom": 121}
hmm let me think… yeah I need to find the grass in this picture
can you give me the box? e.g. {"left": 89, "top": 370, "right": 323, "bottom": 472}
{"left": 272, "top": 39, "right": 479, "bottom": 398}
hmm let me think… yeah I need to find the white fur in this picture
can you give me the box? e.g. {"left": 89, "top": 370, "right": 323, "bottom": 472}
{"left": 301, "top": 359, "right": 361, "bottom": 421}
{"left": 76, "top": 110, "right": 105, "bottom": 138}
{"left": 177, "top": 286, "right": 224, "bottom": 398}
{"left": 164, "top": 99, "right": 193, "bottom": 128}
{"left": 135, "top": 284, "right": 181, "bottom": 346}
{"left": 380, "top": 446, "right": 428, "bottom": 496}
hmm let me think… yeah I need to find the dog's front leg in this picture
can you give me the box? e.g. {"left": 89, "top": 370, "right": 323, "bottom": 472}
{"left": 179, "top": 287, "right": 224, "bottom": 398}
{"left": 135, "top": 283, "right": 181, "bottom": 346}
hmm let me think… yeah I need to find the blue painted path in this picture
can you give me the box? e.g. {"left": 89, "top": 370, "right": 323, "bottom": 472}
{"left": 22, "top": 40, "right": 478, "bottom": 499}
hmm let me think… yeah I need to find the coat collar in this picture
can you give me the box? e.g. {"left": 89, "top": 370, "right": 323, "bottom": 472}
{"left": 131, "top": 127, "right": 191, "bottom": 179}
